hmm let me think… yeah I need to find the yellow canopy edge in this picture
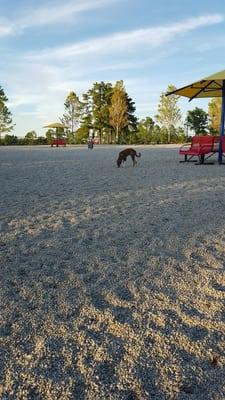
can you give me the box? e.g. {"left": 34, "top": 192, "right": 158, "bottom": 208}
{"left": 166, "top": 69, "right": 225, "bottom": 99}
{"left": 43, "top": 122, "right": 68, "bottom": 129}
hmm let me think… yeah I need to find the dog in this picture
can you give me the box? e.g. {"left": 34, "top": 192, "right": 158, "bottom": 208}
{"left": 117, "top": 148, "right": 141, "bottom": 167}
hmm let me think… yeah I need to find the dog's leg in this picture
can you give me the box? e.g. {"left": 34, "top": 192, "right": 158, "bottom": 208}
{"left": 131, "top": 154, "right": 136, "bottom": 166}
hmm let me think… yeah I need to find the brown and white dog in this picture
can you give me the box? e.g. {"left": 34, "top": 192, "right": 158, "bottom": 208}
{"left": 117, "top": 148, "right": 141, "bottom": 167}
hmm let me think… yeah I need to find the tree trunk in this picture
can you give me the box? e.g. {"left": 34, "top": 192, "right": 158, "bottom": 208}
{"left": 71, "top": 119, "right": 74, "bottom": 135}
{"left": 116, "top": 126, "right": 119, "bottom": 143}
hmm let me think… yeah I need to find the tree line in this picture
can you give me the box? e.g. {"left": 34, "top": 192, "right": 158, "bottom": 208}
{"left": 0, "top": 82, "right": 222, "bottom": 145}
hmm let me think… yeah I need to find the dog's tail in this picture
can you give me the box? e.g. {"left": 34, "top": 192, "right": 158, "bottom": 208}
{"left": 135, "top": 152, "right": 141, "bottom": 158}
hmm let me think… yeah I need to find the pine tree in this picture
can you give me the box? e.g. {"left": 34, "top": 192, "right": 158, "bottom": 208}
{"left": 0, "top": 86, "right": 14, "bottom": 139}
{"left": 109, "top": 81, "right": 128, "bottom": 143}
{"left": 61, "top": 92, "right": 81, "bottom": 139}
{"left": 122, "top": 91, "right": 138, "bottom": 143}
{"left": 80, "top": 82, "right": 112, "bottom": 144}
{"left": 155, "top": 84, "right": 181, "bottom": 143}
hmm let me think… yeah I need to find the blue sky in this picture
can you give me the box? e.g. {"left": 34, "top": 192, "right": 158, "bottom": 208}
{"left": 1, "top": 0, "right": 225, "bottom": 137}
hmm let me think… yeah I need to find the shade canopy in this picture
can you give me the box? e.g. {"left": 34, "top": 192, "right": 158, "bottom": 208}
{"left": 166, "top": 69, "right": 225, "bottom": 164}
{"left": 166, "top": 69, "right": 225, "bottom": 101}
{"left": 43, "top": 122, "right": 68, "bottom": 129}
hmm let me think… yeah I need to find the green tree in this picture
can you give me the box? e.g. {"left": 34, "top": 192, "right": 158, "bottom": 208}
{"left": 61, "top": 91, "right": 81, "bottom": 138}
{"left": 74, "top": 125, "right": 89, "bottom": 144}
{"left": 109, "top": 80, "right": 128, "bottom": 143}
{"left": 137, "top": 116, "right": 155, "bottom": 143}
{"left": 155, "top": 84, "right": 181, "bottom": 143}
{"left": 4, "top": 134, "right": 18, "bottom": 145}
{"left": 175, "top": 127, "right": 187, "bottom": 143}
{"left": 80, "top": 82, "right": 113, "bottom": 144}
{"left": 79, "top": 92, "right": 93, "bottom": 138}
{"left": 121, "top": 90, "right": 138, "bottom": 144}
{"left": 186, "top": 107, "right": 208, "bottom": 135}
{"left": 25, "top": 130, "right": 37, "bottom": 144}
{"left": 151, "top": 124, "right": 161, "bottom": 144}
{"left": 45, "top": 129, "right": 55, "bottom": 143}
{"left": 78, "top": 81, "right": 138, "bottom": 144}
{"left": 0, "top": 86, "right": 14, "bottom": 139}
{"left": 208, "top": 98, "right": 221, "bottom": 135}
{"left": 35, "top": 136, "right": 47, "bottom": 145}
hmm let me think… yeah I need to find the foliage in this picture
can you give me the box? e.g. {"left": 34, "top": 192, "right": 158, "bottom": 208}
{"left": 109, "top": 80, "right": 128, "bottom": 143}
{"left": 45, "top": 129, "right": 55, "bottom": 143}
{"left": 34, "top": 136, "right": 48, "bottom": 145}
{"left": 61, "top": 92, "right": 81, "bottom": 139}
{"left": 0, "top": 86, "right": 14, "bottom": 138}
{"left": 6, "top": 80, "right": 220, "bottom": 146}
{"left": 3, "top": 134, "right": 18, "bottom": 145}
{"left": 79, "top": 81, "right": 137, "bottom": 144}
{"left": 119, "top": 91, "right": 138, "bottom": 144}
{"left": 155, "top": 84, "right": 181, "bottom": 142}
{"left": 25, "top": 130, "right": 37, "bottom": 144}
{"left": 134, "top": 118, "right": 186, "bottom": 144}
{"left": 80, "top": 82, "right": 113, "bottom": 144}
{"left": 136, "top": 117, "right": 155, "bottom": 144}
{"left": 74, "top": 125, "right": 89, "bottom": 144}
{"left": 208, "top": 98, "right": 221, "bottom": 135}
{"left": 186, "top": 107, "right": 209, "bottom": 135}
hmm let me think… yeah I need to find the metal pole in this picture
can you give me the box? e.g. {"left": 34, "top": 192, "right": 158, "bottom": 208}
{"left": 218, "top": 80, "right": 225, "bottom": 164}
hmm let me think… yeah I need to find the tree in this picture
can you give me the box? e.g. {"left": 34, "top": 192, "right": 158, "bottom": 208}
{"left": 4, "top": 134, "right": 18, "bottom": 145}
{"left": 80, "top": 82, "right": 113, "bottom": 144}
{"left": 186, "top": 107, "right": 208, "bottom": 135}
{"left": 74, "top": 125, "right": 89, "bottom": 144}
{"left": 78, "top": 81, "right": 138, "bottom": 144}
{"left": 109, "top": 81, "right": 128, "bottom": 143}
{"left": 155, "top": 84, "right": 181, "bottom": 143}
{"left": 136, "top": 117, "right": 155, "bottom": 143}
{"left": 152, "top": 124, "right": 161, "bottom": 144}
{"left": 208, "top": 98, "right": 221, "bottom": 135}
{"left": 35, "top": 136, "right": 48, "bottom": 145}
{"left": 122, "top": 91, "right": 138, "bottom": 144}
{"left": 61, "top": 91, "right": 81, "bottom": 138}
{"left": 45, "top": 129, "right": 55, "bottom": 143}
{"left": 25, "top": 130, "right": 37, "bottom": 144}
{"left": 175, "top": 127, "right": 187, "bottom": 143}
{"left": 0, "top": 86, "right": 14, "bottom": 139}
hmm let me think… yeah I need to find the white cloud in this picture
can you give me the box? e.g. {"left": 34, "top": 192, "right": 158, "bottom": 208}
{"left": 27, "top": 14, "right": 224, "bottom": 60}
{"left": 0, "top": 0, "right": 118, "bottom": 37}
{"left": 8, "top": 94, "right": 43, "bottom": 108}
{"left": 19, "top": 0, "right": 117, "bottom": 29}
{"left": 0, "top": 18, "right": 14, "bottom": 37}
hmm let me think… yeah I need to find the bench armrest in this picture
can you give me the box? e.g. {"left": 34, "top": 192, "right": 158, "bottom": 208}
{"left": 180, "top": 143, "right": 191, "bottom": 150}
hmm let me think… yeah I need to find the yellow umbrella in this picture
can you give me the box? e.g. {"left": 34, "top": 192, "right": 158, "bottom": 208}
{"left": 43, "top": 122, "right": 68, "bottom": 146}
{"left": 43, "top": 122, "right": 68, "bottom": 129}
{"left": 166, "top": 69, "right": 225, "bottom": 163}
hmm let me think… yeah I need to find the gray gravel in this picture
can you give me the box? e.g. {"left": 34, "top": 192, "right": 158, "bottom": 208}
{"left": 0, "top": 145, "right": 225, "bottom": 399}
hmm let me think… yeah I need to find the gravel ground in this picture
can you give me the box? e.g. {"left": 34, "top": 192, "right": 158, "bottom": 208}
{"left": 0, "top": 145, "right": 225, "bottom": 400}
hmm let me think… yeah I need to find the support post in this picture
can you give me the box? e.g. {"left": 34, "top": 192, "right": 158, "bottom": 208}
{"left": 218, "top": 80, "right": 225, "bottom": 164}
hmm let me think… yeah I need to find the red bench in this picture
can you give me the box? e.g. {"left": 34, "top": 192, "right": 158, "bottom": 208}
{"left": 179, "top": 135, "right": 225, "bottom": 164}
{"left": 179, "top": 136, "right": 216, "bottom": 164}
{"left": 51, "top": 139, "right": 66, "bottom": 147}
